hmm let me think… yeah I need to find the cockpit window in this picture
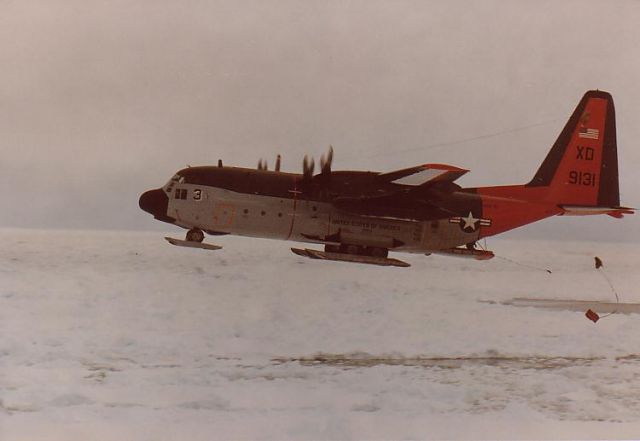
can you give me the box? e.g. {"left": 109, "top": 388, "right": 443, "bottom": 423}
{"left": 164, "top": 174, "right": 181, "bottom": 193}
{"left": 174, "top": 188, "right": 188, "bottom": 200}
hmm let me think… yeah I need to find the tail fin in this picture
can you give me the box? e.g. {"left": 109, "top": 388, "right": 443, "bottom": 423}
{"left": 527, "top": 90, "right": 619, "bottom": 207}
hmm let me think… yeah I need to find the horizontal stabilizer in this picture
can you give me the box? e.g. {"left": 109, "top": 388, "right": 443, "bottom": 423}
{"left": 378, "top": 163, "right": 468, "bottom": 187}
{"left": 558, "top": 205, "right": 635, "bottom": 218}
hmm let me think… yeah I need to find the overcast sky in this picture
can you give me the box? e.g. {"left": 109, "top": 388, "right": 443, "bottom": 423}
{"left": 1, "top": 0, "right": 638, "bottom": 241}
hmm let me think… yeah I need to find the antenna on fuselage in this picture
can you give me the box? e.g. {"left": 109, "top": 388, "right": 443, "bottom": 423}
{"left": 257, "top": 158, "right": 268, "bottom": 171}
{"left": 275, "top": 154, "right": 281, "bottom": 172}
{"left": 218, "top": 159, "right": 223, "bottom": 167}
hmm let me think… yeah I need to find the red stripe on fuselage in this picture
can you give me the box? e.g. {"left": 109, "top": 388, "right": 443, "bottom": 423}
{"left": 476, "top": 185, "right": 562, "bottom": 238}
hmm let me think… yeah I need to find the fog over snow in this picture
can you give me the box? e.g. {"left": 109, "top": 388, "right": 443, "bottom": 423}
{"left": 0, "top": 0, "right": 638, "bottom": 240}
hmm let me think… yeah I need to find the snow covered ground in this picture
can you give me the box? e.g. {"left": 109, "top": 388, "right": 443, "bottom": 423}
{"left": 1, "top": 229, "right": 639, "bottom": 440}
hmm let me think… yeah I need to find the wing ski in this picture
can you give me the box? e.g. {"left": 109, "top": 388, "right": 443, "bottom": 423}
{"left": 291, "top": 247, "right": 410, "bottom": 267}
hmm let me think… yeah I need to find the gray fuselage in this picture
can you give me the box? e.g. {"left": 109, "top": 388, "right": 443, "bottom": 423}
{"left": 153, "top": 166, "right": 480, "bottom": 254}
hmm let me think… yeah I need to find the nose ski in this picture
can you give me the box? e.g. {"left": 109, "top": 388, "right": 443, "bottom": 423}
{"left": 165, "top": 237, "right": 222, "bottom": 251}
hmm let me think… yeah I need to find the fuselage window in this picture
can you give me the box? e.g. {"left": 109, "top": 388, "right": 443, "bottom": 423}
{"left": 174, "top": 188, "right": 181, "bottom": 199}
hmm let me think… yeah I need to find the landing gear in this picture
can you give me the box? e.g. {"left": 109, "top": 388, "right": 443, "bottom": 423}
{"left": 325, "top": 244, "right": 341, "bottom": 253}
{"left": 344, "top": 244, "right": 360, "bottom": 255}
{"left": 323, "top": 244, "right": 389, "bottom": 258}
{"left": 466, "top": 242, "right": 477, "bottom": 250}
{"left": 369, "top": 247, "right": 389, "bottom": 258}
{"left": 292, "top": 247, "right": 409, "bottom": 267}
{"left": 186, "top": 228, "right": 205, "bottom": 243}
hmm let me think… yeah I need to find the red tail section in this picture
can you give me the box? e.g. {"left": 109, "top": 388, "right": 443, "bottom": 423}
{"left": 474, "top": 90, "right": 631, "bottom": 238}
{"left": 526, "top": 90, "right": 619, "bottom": 207}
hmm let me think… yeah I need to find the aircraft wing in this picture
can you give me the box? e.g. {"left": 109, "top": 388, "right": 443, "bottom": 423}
{"left": 330, "top": 164, "right": 470, "bottom": 219}
{"left": 331, "top": 191, "right": 457, "bottom": 220}
{"left": 376, "top": 163, "right": 468, "bottom": 187}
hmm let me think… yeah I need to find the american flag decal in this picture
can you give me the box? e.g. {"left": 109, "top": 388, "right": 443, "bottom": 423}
{"left": 578, "top": 127, "right": 599, "bottom": 140}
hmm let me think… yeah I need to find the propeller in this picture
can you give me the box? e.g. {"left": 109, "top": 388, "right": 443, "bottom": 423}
{"left": 302, "top": 155, "right": 315, "bottom": 179}
{"left": 320, "top": 145, "right": 333, "bottom": 175}
{"left": 301, "top": 146, "right": 334, "bottom": 199}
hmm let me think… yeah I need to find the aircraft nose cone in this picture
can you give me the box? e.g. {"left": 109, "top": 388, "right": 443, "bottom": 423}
{"left": 139, "top": 188, "right": 168, "bottom": 217}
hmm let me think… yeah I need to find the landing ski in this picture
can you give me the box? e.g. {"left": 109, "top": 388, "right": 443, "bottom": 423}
{"left": 164, "top": 237, "right": 222, "bottom": 251}
{"left": 291, "top": 248, "right": 410, "bottom": 268}
{"left": 428, "top": 247, "right": 494, "bottom": 260}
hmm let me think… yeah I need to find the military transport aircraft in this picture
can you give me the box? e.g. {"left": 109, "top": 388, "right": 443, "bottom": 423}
{"left": 139, "top": 90, "right": 633, "bottom": 267}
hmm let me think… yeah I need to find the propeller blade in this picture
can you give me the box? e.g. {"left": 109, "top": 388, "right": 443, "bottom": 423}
{"left": 321, "top": 145, "right": 334, "bottom": 174}
{"left": 303, "top": 155, "right": 315, "bottom": 178}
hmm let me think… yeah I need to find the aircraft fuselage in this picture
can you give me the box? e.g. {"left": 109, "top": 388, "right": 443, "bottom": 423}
{"left": 140, "top": 165, "right": 484, "bottom": 254}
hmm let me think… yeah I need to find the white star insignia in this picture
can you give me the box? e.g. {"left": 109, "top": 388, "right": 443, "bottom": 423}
{"left": 462, "top": 211, "right": 479, "bottom": 231}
